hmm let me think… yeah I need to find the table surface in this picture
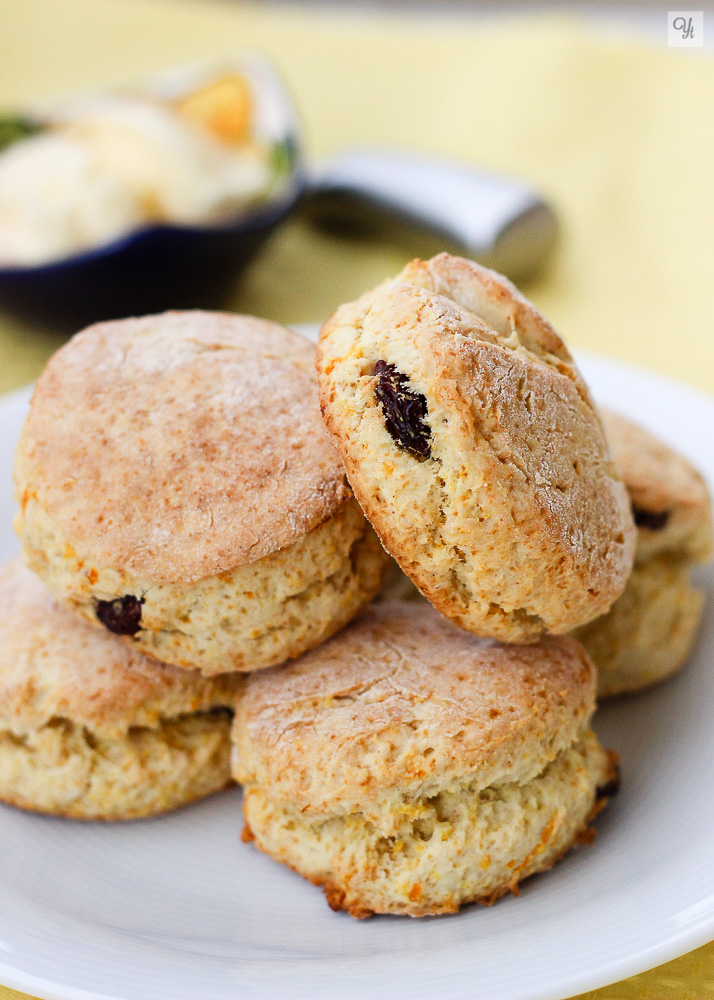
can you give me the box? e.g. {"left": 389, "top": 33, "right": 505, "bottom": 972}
{"left": 0, "top": 2, "right": 713, "bottom": 998}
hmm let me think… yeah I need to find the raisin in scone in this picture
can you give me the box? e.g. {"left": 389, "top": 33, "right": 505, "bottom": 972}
{"left": 576, "top": 411, "right": 712, "bottom": 696}
{"left": 15, "top": 312, "right": 388, "bottom": 674}
{"left": 317, "top": 253, "right": 635, "bottom": 643}
{"left": 233, "top": 602, "right": 617, "bottom": 918}
{"left": 0, "top": 558, "right": 241, "bottom": 819}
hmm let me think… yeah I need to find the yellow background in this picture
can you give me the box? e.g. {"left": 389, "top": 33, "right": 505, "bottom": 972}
{"left": 1, "top": 1, "right": 713, "bottom": 997}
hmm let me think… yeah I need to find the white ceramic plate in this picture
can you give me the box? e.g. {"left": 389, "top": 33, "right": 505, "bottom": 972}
{"left": 0, "top": 345, "right": 713, "bottom": 1000}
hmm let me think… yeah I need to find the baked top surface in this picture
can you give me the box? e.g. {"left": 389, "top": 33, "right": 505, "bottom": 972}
{"left": 16, "top": 311, "right": 349, "bottom": 582}
{"left": 234, "top": 601, "right": 596, "bottom": 811}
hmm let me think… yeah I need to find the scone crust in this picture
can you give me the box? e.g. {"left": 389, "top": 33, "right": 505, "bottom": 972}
{"left": 602, "top": 410, "right": 713, "bottom": 565}
{"left": 15, "top": 311, "right": 349, "bottom": 583}
{"left": 0, "top": 558, "right": 240, "bottom": 737}
{"left": 233, "top": 602, "right": 597, "bottom": 816}
{"left": 316, "top": 253, "right": 635, "bottom": 642}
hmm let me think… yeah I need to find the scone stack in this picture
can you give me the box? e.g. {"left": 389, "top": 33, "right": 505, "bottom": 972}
{"left": 3, "top": 253, "right": 711, "bottom": 919}
{"left": 5, "top": 312, "right": 389, "bottom": 819}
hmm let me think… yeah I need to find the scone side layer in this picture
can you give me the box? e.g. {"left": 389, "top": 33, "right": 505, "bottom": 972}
{"left": 241, "top": 729, "right": 612, "bottom": 917}
{"left": 0, "top": 558, "right": 241, "bottom": 737}
{"left": 19, "top": 498, "right": 389, "bottom": 674}
{"left": 576, "top": 555, "right": 705, "bottom": 697}
{"left": 0, "top": 710, "right": 233, "bottom": 820}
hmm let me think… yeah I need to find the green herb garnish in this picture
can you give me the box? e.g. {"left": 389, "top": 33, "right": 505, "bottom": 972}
{"left": 0, "top": 114, "right": 44, "bottom": 154}
{"left": 270, "top": 135, "right": 297, "bottom": 178}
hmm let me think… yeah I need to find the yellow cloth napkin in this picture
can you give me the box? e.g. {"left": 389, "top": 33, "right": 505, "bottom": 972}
{"left": 0, "top": 2, "right": 713, "bottom": 998}
{"left": 1, "top": 1, "right": 714, "bottom": 394}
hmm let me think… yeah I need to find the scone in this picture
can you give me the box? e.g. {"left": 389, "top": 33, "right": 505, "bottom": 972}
{"left": 233, "top": 602, "right": 617, "bottom": 918}
{"left": 317, "top": 253, "right": 635, "bottom": 643}
{"left": 602, "top": 410, "right": 712, "bottom": 566}
{"left": 576, "top": 411, "right": 712, "bottom": 697}
{"left": 15, "top": 311, "right": 388, "bottom": 675}
{"left": 0, "top": 558, "right": 241, "bottom": 819}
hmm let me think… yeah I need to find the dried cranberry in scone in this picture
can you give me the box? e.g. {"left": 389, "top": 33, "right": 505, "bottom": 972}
{"left": 373, "top": 360, "right": 431, "bottom": 459}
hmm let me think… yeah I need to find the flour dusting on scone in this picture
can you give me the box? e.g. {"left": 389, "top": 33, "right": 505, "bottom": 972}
{"left": 14, "top": 311, "right": 389, "bottom": 674}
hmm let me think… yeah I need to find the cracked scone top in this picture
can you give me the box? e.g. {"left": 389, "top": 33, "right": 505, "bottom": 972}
{"left": 317, "top": 253, "right": 636, "bottom": 642}
{"left": 233, "top": 602, "right": 616, "bottom": 917}
{"left": 15, "top": 311, "right": 388, "bottom": 673}
{"left": 19, "top": 311, "right": 348, "bottom": 580}
{"left": 0, "top": 558, "right": 240, "bottom": 819}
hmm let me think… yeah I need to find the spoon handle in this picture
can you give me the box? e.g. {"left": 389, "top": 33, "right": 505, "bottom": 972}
{"left": 307, "top": 149, "right": 558, "bottom": 281}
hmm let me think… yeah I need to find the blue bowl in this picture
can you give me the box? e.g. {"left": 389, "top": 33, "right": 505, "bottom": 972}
{"left": 0, "top": 182, "right": 305, "bottom": 330}
{"left": 0, "top": 55, "right": 305, "bottom": 329}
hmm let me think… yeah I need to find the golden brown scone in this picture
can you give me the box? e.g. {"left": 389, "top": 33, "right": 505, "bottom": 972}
{"left": 15, "top": 311, "right": 388, "bottom": 674}
{"left": 316, "top": 253, "right": 635, "bottom": 644}
{"left": 233, "top": 602, "right": 617, "bottom": 917}
{"left": 602, "top": 410, "right": 713, "bottom": 565}
{"left": 573, "top": 411, "right": 711, "bottom": 696}
{"left": 0, "top": 558, "right": 242, "bottom": 819}
{"left": 576, "top": 556, "right": 704, "bottom": 697}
